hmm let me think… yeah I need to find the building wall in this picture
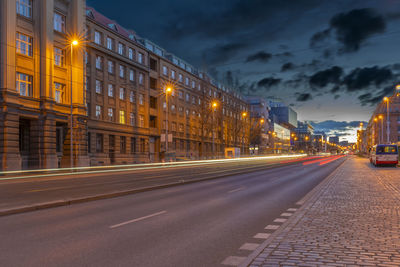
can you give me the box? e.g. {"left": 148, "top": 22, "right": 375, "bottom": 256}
{"left": 0, "top": 0, "right": 88, "bottom": 170}
{"left": 0, "top": 1, "right": 250, "bottom": 170}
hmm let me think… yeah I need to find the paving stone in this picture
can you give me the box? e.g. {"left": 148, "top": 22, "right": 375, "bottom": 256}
{"left": 248, "top": 158, "right": 400, "bottom": 266}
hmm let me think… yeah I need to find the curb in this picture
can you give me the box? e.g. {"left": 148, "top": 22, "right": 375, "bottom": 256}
{"left": 0, "top": 161, "right": 301, "bottom": 217}
{"left": 238, "top": 157, "right": 347, "bottom": 267}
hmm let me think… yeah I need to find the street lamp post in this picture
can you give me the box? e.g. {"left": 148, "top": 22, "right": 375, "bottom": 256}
{"left": 211, "top": 101, "right": 218, "bottom": 158}
{"left": 70, "top": 40, "right": 78, "bottom": 168}
{"left": 373, "top": 117, "right": 378, "bottom": 146}
{"left": 384, "top": 97, "right": 390, "bottom": 144}
{"left": 241, "top": 112, "right": 247, "bottom": 156}
{"left": 165, "top": 86, "right": 172, "bottom": 160}
{"left": 378, "top": 115, "right": 383, "bottom": 144}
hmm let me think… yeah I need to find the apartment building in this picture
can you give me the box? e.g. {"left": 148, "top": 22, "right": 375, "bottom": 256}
{"left": 0, "top": 0, "right": 250, "bottom": 170}
{"left": 366, "top": 89, "right": 400, "bottom": 149}
{"left": 0, "top": 0, "right": 88, "bottom": 170}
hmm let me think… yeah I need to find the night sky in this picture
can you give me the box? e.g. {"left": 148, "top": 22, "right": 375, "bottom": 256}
{"left": 88, "top": 0, "right": 400, "bottom": 142}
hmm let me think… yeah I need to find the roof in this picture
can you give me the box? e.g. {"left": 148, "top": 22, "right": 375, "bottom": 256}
{"left": 86, "top": 7, "right": 139, "bottom": 43}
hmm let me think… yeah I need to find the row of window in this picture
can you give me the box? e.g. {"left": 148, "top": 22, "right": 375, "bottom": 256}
{"left": 16, "top": 72, "right": 67, "bottom": 103}
{"left": 94, "top": 55, "right": 145, "bottom": 84}
{"left": 94, "top": 106, "right": 145, "bottom": 126}
{"left": 17, "top": 1, "right": 66, "bottom": 33}
{"left": 92, "top": 134, "right": 146, "bottom": 154}
{"left": 162, "top": 66, "right": 200, "bottom": 90}
{"left": 93, "top": 30, "right": 144, "bottom": 64}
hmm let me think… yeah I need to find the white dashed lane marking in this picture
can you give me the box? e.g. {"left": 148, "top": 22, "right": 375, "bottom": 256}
{"left": 221, "top": 256, "right": 246, "bottom": 266}
{"left": 109, "top": 210, "right": 167, "bottom": 229}
{"left": 280, "top": 212, "right": 293, "bottom": 217}
{"left": 287, "top": 208, "right": 298, "bottom": 212}
{"left": 228, "top": 186, "right": 246, "bottom": 193}
{"left": 239, "top": 243, "right": 260, "bottom": 251}
{"left": 274, "top": 218, "right": 287, "bottom": 223}
{"left": 253, "top": 233, "right": 271, "bottom": 239}
{"left": 264, "top": 224, "right": 280, "bottom": 230}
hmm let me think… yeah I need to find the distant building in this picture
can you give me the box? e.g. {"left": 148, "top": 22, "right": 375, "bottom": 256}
{"left": 329, "top": 136, "right": 340, "bottom": 144}
{"left": 245, "top": 96, "right": 272, "bottom": 154}
{"left": 269, "top": 105, "right": 298, "bottom": 129}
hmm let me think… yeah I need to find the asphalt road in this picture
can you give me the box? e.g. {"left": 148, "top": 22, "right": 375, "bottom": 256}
{"left": 0, "top": 155, "right": 318, "bottom": 212}
{"left": 0, "top": 156, "right": 345, "bottom": 267}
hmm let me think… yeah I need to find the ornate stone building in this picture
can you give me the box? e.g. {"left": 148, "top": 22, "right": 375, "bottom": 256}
{"left": 0, "top": 0, "right": 250, "bottom": 171}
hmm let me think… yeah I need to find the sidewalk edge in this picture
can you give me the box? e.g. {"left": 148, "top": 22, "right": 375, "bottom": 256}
{"left": 239, "top": 157, "right": 347, "bottom": 267}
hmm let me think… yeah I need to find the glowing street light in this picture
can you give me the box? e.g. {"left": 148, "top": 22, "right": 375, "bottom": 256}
{"left": 69, "top": 39, "right": 80, "bottom": 168}
{"left": 383, "top": 97, "right": 390, "bottom": 143}
{"left": 164, "top": 85, "right": 174, "bottom": 159}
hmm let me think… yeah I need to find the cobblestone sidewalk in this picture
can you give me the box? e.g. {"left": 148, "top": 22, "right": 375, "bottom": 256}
{"left": 247, "top": 157, "right": 400, "bottom": 266}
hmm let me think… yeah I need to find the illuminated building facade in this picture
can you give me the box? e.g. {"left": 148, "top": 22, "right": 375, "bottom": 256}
{"left": 0, "top": 0, "right": 250, "bottom": 170}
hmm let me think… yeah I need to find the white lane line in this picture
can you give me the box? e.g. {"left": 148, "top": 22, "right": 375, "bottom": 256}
{"left": 264, "top": 225, "right": 280, "bottom": 230}
{"left": 221, "top": 256, "right": 247, "bottom": 266}
{"left": 239, "top": 243, "right": 260, "bottom": 251}
{"left": 228, "top": 186, "right": 246, "bottom": 193}
{"left": 287, "top": 208, "right": 297, "bottom": 212}
{"left": 280, "top": 212, "right": 292, "bottom": 217}
{"left": 274, "top": 218, "right": 287, "bottom": 223}
{"left": 110, "top": 210, "right": 167, "bottom": 229}
{"left": 253, "top": 233, "right": 271, "bottom": 239}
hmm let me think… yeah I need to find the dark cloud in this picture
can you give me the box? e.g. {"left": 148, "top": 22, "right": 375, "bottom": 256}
{"left": 257, "top": 77, "right": 281, "bottom": 89}
{"left": 296, "top": 93, "right": 313, "bottom": 102}
{"left": 334, "top": 94, "right": 340, "bottom": 99}
{"left": 310, "top": 29, "right": 331, "bottom": 48}
{"left": 309, "top": 66, "right": 343, "bottom": 88}
{"left": 310, "top": 8, "right": 386, "bottom": 53}
{"left": 358, "top": 85, "right": 394, "bottom": 106}
{"left": 246, "top": 51, "right": 272, "bottom": 63}
{"left": 281, "top": 62, "right": 295, "bottom": 71}
{"left": 343, "top": 66, "right": 393, "bottom": 91}
{"left": 204, "top": 42, "right": 248, "bottom": 65}
{"left": 311, "top": 120, "right": 367, "bottom": 135}
{"left": 330, "top": 8, "right": 386, "bottom": 52}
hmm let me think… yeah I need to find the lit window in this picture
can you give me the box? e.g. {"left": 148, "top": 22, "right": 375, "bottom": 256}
{"left": 16, "top": 32, "right": 32, "bottom": 56}
{"left": 94, "top": 31, "right": 101, "bottom": 45}
{"left": 128, "top": 48, "right": 134, "bottom": 60}
{"left": 138, "top": 53, "right": 143, "bottom": 64}
{"left": 129, "top": 91, "right": 135, "bottom": 102}
{"left": 108, "top": 84, "right": 114, "bottom": 97}
{"left": 95, "top": 105, "right": 101, "bottom": 119}
{"left": 130, "top": 113, "right": 135, "bottom": 126}
{"left": 119, "top": 87, "right": 125, "bottom": 100}
{"left": 118, "top": 43, "right": 124, "bottom": 55}
{"left": 108, "top": 61, "right": 114, "bottom": 74}
{"left": 163, "top": 66, "right": 168, "bottom": 76}
{"left": 16, "top": 72, "right": 32, "bottom": 97}
{"left": 139, "top": 94, "right": 144, "bottom": 105}
{"left": 139, "top": 114, "right": 144, "bottom": 127}
{"left": 119, "top": 110, "right": 126, "bottom": 124}
{"left": 54, "top": 47, "right": 64, "bottom": 67}
{"left": 54, "top": 12, "right": 66, "bottom": 33}
{"left": 95, "top": 56, "right": 102, "bottom": 70}
{"left": 119, "top": 65, "right": 125, "bottom": 78}
{"left": 54, "top": 82, "right": 65, "bottom": 103}
{"left": 108, "top": 108, "right": 114, "bottom": 121}
{"left": 106, "top": 37, "right": 114, "bottom": 50}
{"left": 129, "top": 69, "right": 135, "bottom": 81}
{"left": 139, "top": 73, "right": 144, "bottom": 85}
{"left": 171, "top": 104, "right": 176, "bottom": 111}
{"left": 16, "top": 0, "right": 32, "bottom": 18}
{"left": 95, "top": 80, "right": 102, "bottom": 94}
